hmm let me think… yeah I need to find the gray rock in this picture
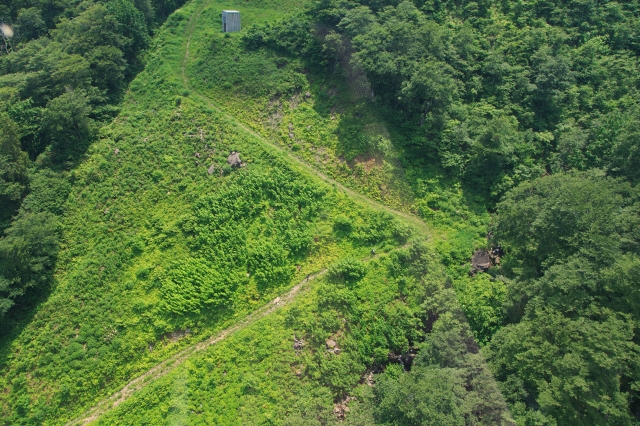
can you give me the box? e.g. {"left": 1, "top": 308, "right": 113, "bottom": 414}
{"left": 293, "top": 335, "right": 304, "bottom": 351}
{"left": 227, "top": 151, "right": 242, "bottom": 167}
{"left": 472, "top": 250, "right": 491, "bottom": 271}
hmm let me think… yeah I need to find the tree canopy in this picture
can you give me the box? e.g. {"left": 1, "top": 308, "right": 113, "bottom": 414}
{"left": 0, "top": 0, "right": 186, "bottom": 320}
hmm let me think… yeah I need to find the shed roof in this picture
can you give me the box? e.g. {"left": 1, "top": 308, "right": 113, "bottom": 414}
{"left": 222, "top": 10, "right": 240, "bottom": 13}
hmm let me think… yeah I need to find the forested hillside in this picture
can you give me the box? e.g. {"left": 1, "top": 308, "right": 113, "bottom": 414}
{"left": 0, "top": 0, "right": 639, "bottom": 424}
{"left": 239, "top": 0, "right": 640, "bottom": 422}
{"left": 0, "top": 0, "right": 189, "bottom": 318}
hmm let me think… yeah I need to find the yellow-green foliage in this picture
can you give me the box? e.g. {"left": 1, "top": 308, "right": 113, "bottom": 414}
{"left": 0, "top": 1, "right": 412, "bottom": 423}
{"left": 93, "top": 243, "right": 450, "bottom": 425}
{"left": 0, "top": 0, "right": 508, "bottom": 424}
{"left": 94, "top": 242, "right": 512, "bottom": 425}
{"left": 187, "top": 9, "right": 418, "bottom": 211}
{"left": 181, "top": 0, "right": 497, "bottom": 342}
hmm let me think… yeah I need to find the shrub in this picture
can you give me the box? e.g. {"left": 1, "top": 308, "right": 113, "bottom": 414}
{"left": 328, "top": 258, "right": 367, "bottom": 284}
{"left": 333, "top": 214, "right": 353, "bottom": 234}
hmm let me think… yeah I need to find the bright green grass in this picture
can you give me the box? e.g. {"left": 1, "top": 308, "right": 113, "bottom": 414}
{"left": 187, "top": 21, "right": 418, "bottom": 212}
{"left": 0, "top": 0, "right": 507, "bottom": 424}
{"left": 94, "top": 243, "right": 448, "bottom": 425}
{"left": 181, "top": 0, "right": 500, "bottom": 340}
{"left": 0, "top": 0, "right": 414, "bottom": 423}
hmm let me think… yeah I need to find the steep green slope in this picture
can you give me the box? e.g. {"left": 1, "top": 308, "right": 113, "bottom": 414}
{"left": 0, "top": 0, "right": 636, "bottom": 423}
{"left": 0, "top": 1, "right": 418, "bottom": 424}
{"left": 182, "top": 3, "right": 640, "bottom": 422}
{"left": 0, "top": 0, "right": 188, "bottom": 319}
{"left": 180, "top": 0, "right": 499, "bottom": 339}
{"left": 0, "top": 0, "right": 520, "bottom": 424}
{"left": 181, "top": 0, "right": 497, "bottom": 339}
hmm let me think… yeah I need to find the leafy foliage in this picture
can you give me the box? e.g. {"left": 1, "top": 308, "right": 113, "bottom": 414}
{"left": 0, "top": 2, "right": 414, "bottom": 417}
{"left": 0, "top": 112, "right": 28, "bottom": 227}
{"left": 2, "top": 0, "right": 640, "bottom": 423}
{"left": 493, "top": 171, "right": 640, "bottom": 282}
{"left": 241, "top": 0, "right": 640, "bottom": 201}
{"left": 236, "top": 5, "right": 640, "bottom": 422}
{"left": 93, "top": 242, "right": 511, "bottom": 425}
{"left": 486, "top": 172, "right": 640, "bottom": 424}
{"left": 0, "top": 211, "right": 59, "bottom": 317}
{"left": 328, "top": 258, "right": 368, "bottom": 284}
{"left": 0, "top": 0, "right": 187, "bottom": 323}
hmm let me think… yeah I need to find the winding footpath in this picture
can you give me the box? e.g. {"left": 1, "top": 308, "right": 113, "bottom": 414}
{"left": 67, "top": 1, "right": 432, "bottom": 423}
{"left": 179, "top": 0, "right": 431, "bottom": 236}
{"left": 66, "top": 270, "right": 326, "bottom": 425}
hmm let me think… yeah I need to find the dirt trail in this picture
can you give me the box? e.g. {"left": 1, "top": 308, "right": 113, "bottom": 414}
{"left": 179, "top": 2, "right": 431, "bottom": 237}
{"left": 69, "top": 245, "right": 404, "bottom": 425}
{"left": 193, "top": 90, "right": 431, "bottom": 235}
{"left": 68, "top": 1, "right": 433, "bottom": 423}
{"left": 65, "top": 269, "right": 326, "bottom": 425}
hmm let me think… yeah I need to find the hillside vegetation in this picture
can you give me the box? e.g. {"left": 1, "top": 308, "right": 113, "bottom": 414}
{"left": 0, "top": 0, "right": 639, "bottom": 424}
{"left": 95, "top": 242, "right": 511, "bottom": 425}
{"left": 0, "top": 0, "right": 188, "bottom": 319}
{"left": 0, "top": 0, "right": 444, "bottom": 424}
{"left": 0, "top": 36, "right": 410, "bottom": 426}
{"left": 185, "top": 0, "right": 640, "bottom": 422}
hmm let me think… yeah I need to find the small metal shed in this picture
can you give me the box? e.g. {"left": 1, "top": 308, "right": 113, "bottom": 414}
{"left": 222, "top": 10, "right": 241, "bottom": 33}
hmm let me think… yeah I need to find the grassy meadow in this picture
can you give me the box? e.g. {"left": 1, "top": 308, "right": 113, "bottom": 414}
{"left": 94, "top": 242, "right": 511, "bottom": 425}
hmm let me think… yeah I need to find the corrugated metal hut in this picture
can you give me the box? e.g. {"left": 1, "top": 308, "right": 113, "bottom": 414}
{"left": 222, "top": 10, "right": 241, "bottom": 32}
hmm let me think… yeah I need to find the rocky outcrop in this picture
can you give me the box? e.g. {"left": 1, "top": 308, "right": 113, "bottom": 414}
{"left": 472, "top": 250, "right": 491, "bottom": 272}
{"left": 293, "top": 335, "right": 304, "bottom": 351}
{"left": 326, "top": 338, "right": 341, "bottom": 354}
{"left": 469, "top": 247, "right": 503, "bottom": 275}
{"left": 227, "top": 151, "right": 243, "bottom": 167}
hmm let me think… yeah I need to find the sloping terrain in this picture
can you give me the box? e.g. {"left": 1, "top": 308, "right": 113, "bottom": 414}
{"left": 3, "top": 0, "right": 640, "bottom": 423}
{"left": 92, "top": 244, "right": 511, "bottom": 425}
{"left": 0, "top": 1, "right": 428, "bottom": 424}
{"left": 0, "top": 0, "right": 518, "bottom": 424}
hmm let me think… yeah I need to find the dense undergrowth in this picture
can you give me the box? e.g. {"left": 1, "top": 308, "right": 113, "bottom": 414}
{"left": 0, "top": 0, "right": 190, "bottom": 323}
{"left": 0, "top": 1, "right": 419, "bottom": 424}
{"left": 0, "top": 2, "right": 516, "bottom": 424}
{"left": 184, "top": 0, "right": 496, "bottom": 341}
{"left": 181, "top": 0, "right": 640, "bottom": 423}
{"left": 94, "top": 242, "right": 512, "bottom": 426}
{"left": 1, "top": 0, "right": 638, "bottom": 423}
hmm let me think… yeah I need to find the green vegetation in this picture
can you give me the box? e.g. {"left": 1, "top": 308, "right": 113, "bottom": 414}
{"left": 1, "top": 0, "right": 639, "bottom": 423}
{"left": 94, "top": 242, "right": 511, "bottom": 425}
{"left": 0, "top": 1, "right": 422, "bottom": 424}
{"left": 186, "top": 0, "right": 640, "bottom": 421}
{"left": 0, "top": 0, "right": 188, "bottom": 318}
{"left": 486, "top": 171, "right": 640, "bottom": 424}
{"left": 0, "top": 72, "right": 410, "bottom": 425}
{"left": 0, "top": 112, "right": 28, "bottom": 228}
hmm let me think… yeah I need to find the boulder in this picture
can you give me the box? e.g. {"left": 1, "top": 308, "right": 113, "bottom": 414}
{"left": 293, "top": 336, "right": 304, "bottom": 351}
{"left": 472, "top": 250, "right": 491, "bottom": 271}
{"left": 227, "top": 151, "right": 243, "bottom": 167}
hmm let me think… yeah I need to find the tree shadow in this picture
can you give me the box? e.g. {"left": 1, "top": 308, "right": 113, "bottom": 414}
{"left": 0, "top": 264, "right": 58, "bottom": 371}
